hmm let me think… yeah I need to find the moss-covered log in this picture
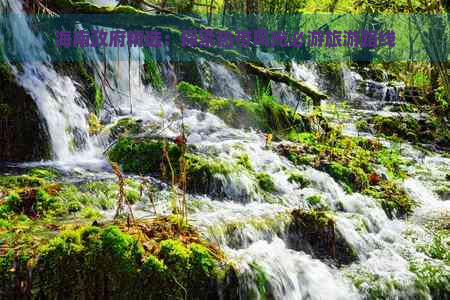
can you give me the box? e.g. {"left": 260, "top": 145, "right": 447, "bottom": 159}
{"left": 245, "top": 63, "right": 328, "bottom": 105}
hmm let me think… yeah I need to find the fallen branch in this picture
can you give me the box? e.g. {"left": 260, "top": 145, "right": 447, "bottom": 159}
{"left": 244, "top": 63, "right": 328, "bottom": 105}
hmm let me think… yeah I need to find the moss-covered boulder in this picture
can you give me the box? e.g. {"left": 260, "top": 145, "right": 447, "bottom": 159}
{"left": 287, "top": 209, "right": 357, "bottom": 265}
{"left": 108, "top": 137, "right": 182, "bottom": 175}
{"left": 107, "top": 137, "right": 234, "bottom": 196}
{"left": 0, "top": 223, "right": 227, "bottom": 299}
{"left": 177, "top": 81, "right": 314, "bottom": 134}
{"left": 369, "top": 114, "right": 450, "bottom": 149}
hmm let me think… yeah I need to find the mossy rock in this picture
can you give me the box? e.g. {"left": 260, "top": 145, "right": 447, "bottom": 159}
{"left": 0, "top": 224, "right": 226, "bottom": 299}
{"left": 108, "top": 117, "right": 142, "bottom": 139}
{"left": 287, "top": 171, "right": 310, "bottom": 188}
{"left": 185, "top": 154, "right": 232, "bottom": 196}
{"left": 0, "top": 60, "right": 51, "bottom": 161}
{"left": 256, "top": 172, "right": 275, "bottom": 193}
{"left": 177, "top": 81, "right": 313, "bottom": 134}
{"left": 319, "top": 161, "right": 369, "bottom": 193}
{"left": 108, "top": 137, "right": 235, "bottom": 196}
{"left": 369, "top": 114, "right": 449, "bottom": 148}
{"left": 287, "top": 209, "right": 357, "bottom": 265}
{"left": 108, "top": 137, "right": 181, "bottom": 175}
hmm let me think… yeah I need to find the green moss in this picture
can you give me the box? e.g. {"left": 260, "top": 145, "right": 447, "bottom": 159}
{"left": 236, "top": 153, "right": 253, "bottom": 171}
{"left": 417, "top": 230, "right": 450, "bottom": 262}
{"left": 80, "top": 207, "right": 102, "bottom": 219}
{"left": 355, "top": 119, "right": 370, "bottom": 132}
{"left": 109, "top": 117, "right": 141, "bottom": 138}
{"left": 5, "top": 191, "right": 21, "bottom": 207}
{"left": 287, "top": 171, "right": 310, "bottom": 188}
{"left": 0, "top": 174, "right": 45, "bottom": 189}
{"left": 345, "top": 268, "right": 403, "bottom": 299}
{"left": 365, "top": 181, "right": 416, "bottom": 218}
{"left": 375, "top": 147, "right": 406, "bottom": 179}
{"left": 158, "top": 239, "right": 218, "bottom": 278}
{"left": 256, "top": 172, "right": 275, "bottom": 193}
{"left": 177, "top": 81, "right": 211, "bottom": 108}
{"left": 189, "top": 243, "right": 217, "bottom": 275}
{"left": 185, "top": 154, "right": 233, "bottom": 194}
{"left": 125, "top": 189, "right": 140, "bottom": 204}
{"left": 321, "top": 161, "right": 367, "bottom": 193}
{"left": 177, "top": 82, "right": 313, "bottom": 134}
{"left": 142, "top": 254, "right": 166, "bottom": 272}
{"left": 369, "top": 114, "right": 449, "bottom": 147}
{"left": 409, "top": 260, "right": 450, "bottom": 299}
{"left": 142, "top": 49, "right": 164, "bottom": 91}
{"left": 108, "top": 137, "right": 181, "bottom": 174}
{"left": 34, "top": 188, "right": 65, "bottom": 217}
{"left": 288, "top": 209, "right": 357, "bottom": 264}
{"left": 28, "top": 168, "right": 58, "bottom": 180}
{"left": 280, "top": 130, "right": 415, "bottom": 218}
{"left": 305, "top": 195, "right": 322, "bottom": 206}
{"left": 287, "top": 131, "right": 317, "bottom": 145}
{"left": 249, "top": 262, "right": 269, "bottom": 299}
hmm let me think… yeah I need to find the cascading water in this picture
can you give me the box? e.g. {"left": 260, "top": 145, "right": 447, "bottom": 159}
{"left": 2, "top": 0, "right": 101, "bottom": 165}
{"left": 342, "top": 65, "right": 405, "bottom": 110}
{"left": 2, "top": 1, "right": 449, "bottom": 299}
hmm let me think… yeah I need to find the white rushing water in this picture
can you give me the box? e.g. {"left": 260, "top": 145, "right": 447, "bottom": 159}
{"left": 2, "top": 0, "right": 102, "bottom": 166}
{"left": 3, "top": 1, "right": 450, "bottom": 299}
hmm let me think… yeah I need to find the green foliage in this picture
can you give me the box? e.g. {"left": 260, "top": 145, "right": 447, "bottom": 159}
{"left": 142, "top": 49, "right": 164, "bottom": 91}
{"left": 365, "top": 180, "right": 415, "bottom": 218}
{"left": 281, "top": 129, "right": 415, "bottom": 217}
{"left": 80, "top": 207, "right": 102, "bottom": 219}
{"left": 178, "top": 81, "right": 312, "bottom": 134}
{"left": 125, "top": 188, "right": 140, "bottom": 204}
{"left": 412, "top": 72, "right": 430, "bottom": 87}
{"left": 418, "top": 230, "right": 450, "bottom": 262}
{"left": 109, "top": 117, "right": 141, "bottom": 138}
{"left": 369, "top": 114, "right": 449, "bottom": 148}
{"left": 35, "top": 188, "right": 65, "bottom": 216}
{"left": 108, "top": 138, "right": 181, "bottom": 174}
{"left": 346, "top": 268, "right": 402, "bottom": 299}
{"left": 236, "top": 153, "right": 253, "bottom": 171}
{"left": 28, "top": 168, "right": 58, "bottom": 180}
{"left": 142, "top": 255, "right": 166, "bottom": 272}
{"left": 322, "top": 161, "right": 360, "bottom": 193}
{"left": 185, "top": 154, "right": 234, "bottom": 194}
{"left": 305, "top": 194, "right": 322, "bottom": 206}
{"left": 410, "top": 260, "right": 450, "bottom": 299}
{"left": 435, "top": 86, "right": 449, "bottom": 110}
{"left": 355, "top": 119, "right": 370, "bottom": 132}
{"left": 287, "top": 171, "right": 310, "bottom": 188}
{"left": 158, "top": 239, "right": 218, "bottom": 282}
{"left": 99, "top": 226, "right": 144, "bottom": 272}
{"left": 376, "top": 146, "right": 406, "bottom": 179}
{"left": 256, "top": 172, "right": 275, "bottom": 193}
{"left": 189, "top": 243, "right": 216, "bottom": 275}
{"left": 177, "top": 81, "right": 211, "bottom": 107}
{"left": 249, "top": 262, "right": 269, "bottom": 299}
{"left": 0, "top": 174, "right": 45, "bottom": 189}
{"left": 5, "top": 191, "right": 21, "bottom": 207}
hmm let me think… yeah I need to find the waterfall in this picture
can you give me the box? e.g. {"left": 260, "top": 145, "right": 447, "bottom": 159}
{"left": 2, "top": 0, "right": 100, "bottom": 164}
{"left": 342, "top": 65, "right": 405, "bottom": 110}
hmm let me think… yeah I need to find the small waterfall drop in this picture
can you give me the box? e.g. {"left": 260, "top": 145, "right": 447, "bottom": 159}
{"left": 2, "top": 0, "right": 100, "bottom": 164}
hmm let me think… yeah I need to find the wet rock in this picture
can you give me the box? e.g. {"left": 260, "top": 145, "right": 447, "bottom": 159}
{"left": 0, "top": 62, "right": 51, "bottom": 161}
{"left": 287, "top": 209, "right": 358, "bottom": 265}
